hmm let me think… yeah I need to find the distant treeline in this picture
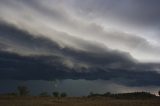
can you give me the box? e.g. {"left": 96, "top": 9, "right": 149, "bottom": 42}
{"left": 0, "top": 86, "right": 67, "bottom": 98}
{"left": 0, "top": 85, "right": 160, "bottom": 99}
{"left": 88, "top": 92, "right": 159, "bottom": 99}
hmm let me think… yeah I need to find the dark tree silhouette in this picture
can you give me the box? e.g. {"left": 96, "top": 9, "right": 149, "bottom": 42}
{"left": 17, "top": 86, "right": 30, "bottom": 96}
{"left": 52, "top": 91, "right": 59, "bottom": 97}
{"left": 88, "top": 91, "right": 157, "bottom": 99}
{"left": 158, "top": 91, "right": 160, "bottom": 96}
{"left": 60, "top": 92, "right": 67, "bottom": 97}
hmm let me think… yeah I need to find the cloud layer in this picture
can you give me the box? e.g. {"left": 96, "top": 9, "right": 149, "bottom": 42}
{"left": 0, "top": 0, "right": 160, "bottom": 87}
{"left": 0, "top": 23, "right": 160, "bottom": 86}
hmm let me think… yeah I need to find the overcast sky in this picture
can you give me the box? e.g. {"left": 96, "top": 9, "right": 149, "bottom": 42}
{"left": 0, "top": 0, "right": 160, "bottom": 95}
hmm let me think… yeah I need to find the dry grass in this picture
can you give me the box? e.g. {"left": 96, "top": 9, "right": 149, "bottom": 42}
{"left": 0, "top": 96, "right": 160, "bottom": 106}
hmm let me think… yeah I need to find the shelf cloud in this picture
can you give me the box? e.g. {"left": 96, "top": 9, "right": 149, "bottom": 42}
{"left": 0, "top": 0, "right": 160, "bottom": 87}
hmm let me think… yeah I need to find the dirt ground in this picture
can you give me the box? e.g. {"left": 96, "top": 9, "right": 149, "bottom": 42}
{"left": 0, "top": 96, "right": 160, "bottom": 106}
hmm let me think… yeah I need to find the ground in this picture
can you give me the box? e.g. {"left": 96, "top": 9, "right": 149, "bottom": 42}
{"left": 0, "top": 96, "right": 160, "bottom": 106}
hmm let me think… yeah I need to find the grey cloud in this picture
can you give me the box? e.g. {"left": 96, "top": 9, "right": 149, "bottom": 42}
{"left": 0, "top": 22, "right": 135, "bottom": 67}
{"left": 71, "top": 0, "right": 160, "bottom": 27}
{"left": 69, "top": 0, "right": 160, "bottom": 42}
{"left": 0, "top": 23, "right": 160, "bottom": 86}
{"left": 0, "top": 0, "right": 160, "bottom": 87}
{"left": 1, "top": 0, "right": 160, "bottom": 62}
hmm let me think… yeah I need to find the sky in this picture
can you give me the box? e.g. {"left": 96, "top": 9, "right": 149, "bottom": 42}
{"left": 0, "top": 0, "right": 160, "bottom": 96}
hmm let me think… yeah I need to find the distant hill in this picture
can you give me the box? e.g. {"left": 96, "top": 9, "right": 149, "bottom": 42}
{"left": 88, "top": 92, "right": 158, "bottom": 99}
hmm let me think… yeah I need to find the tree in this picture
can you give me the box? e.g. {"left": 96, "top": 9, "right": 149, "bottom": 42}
{"left": 88, "top": 92, "right": 94, "bottom": 97}
{"left": 60, "top": 92, "right": 67, "bottom": 97}
{"left": 52, "top": 91, "right": 59, "bottom": 97}
{"left": 158, "top": 91, "right": 160, "bottom": 96}
{"left": 17, "top": 86, "right": 30, "bottom": 96}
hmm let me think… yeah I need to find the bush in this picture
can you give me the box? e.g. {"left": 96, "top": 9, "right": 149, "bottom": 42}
{"left": 52, "top": 92, "right": 59, "bottom": 97}
{"left": 61, "top": 92, "right": 67, "bottom": 97}
{"left": 17, "top": 86, "right": 30, "bottom": 96}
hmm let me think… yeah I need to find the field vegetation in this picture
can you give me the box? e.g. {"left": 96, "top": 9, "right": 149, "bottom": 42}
{"left": 0, "top": 86, "right": 160, "bottom": 106}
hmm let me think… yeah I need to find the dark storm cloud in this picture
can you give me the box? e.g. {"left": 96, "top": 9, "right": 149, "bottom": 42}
{"left": 0, "top": 23, "right": 160, "bottom": 86}
{"left": 0, "top": 50, "right": 160, "bottom": 86}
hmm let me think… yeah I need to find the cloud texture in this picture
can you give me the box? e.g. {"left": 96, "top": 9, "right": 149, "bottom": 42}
{"left": 0, "top": 0, "right": 160, "bottom": 87}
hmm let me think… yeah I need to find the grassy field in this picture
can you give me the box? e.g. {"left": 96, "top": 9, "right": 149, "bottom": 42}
{"left": 0, "top": 96, "right": 160, "bottom": 106}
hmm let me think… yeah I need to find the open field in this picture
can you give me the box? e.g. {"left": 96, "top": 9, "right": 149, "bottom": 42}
{"left": 0, "top": 96, "right": 160, "bottom": 106}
